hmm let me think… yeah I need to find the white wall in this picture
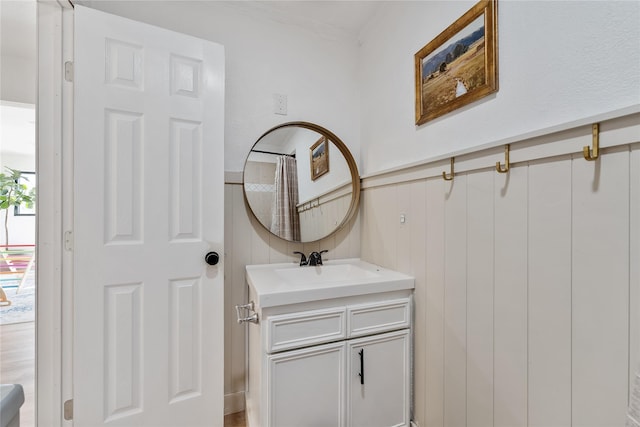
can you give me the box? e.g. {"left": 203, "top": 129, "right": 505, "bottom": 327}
{"left": 81, "top": 0, "right": 362, "bottom": 173}
{"left": 1, "top": 55, "right": 36, "bottom": 104}
{"left": 358, "top": 0, "right": 640, "bottom": 175}
{"left": 1, "top": 0, "right": 37, "bottom": 104}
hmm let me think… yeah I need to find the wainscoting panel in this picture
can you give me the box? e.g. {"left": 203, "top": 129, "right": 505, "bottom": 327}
{"left": 465, "top": 170, "right": 494, "bottom": 427}
{"left": 223, "top": 184, "right": 250, "bottom": 414}
{"left": 402, "top": 180, "right": 428, "bottom": 425}
{"left": 443, "top": 175, "right": 467, "bottom": 427}
{"left": 361, "top": 184, "right": 397, "bottom": 269}
{"left": 361, "top": 135, "right": 640, "bottom": 426}
{"left": 425, "top": 178, "right": 445, "bottom": 427}
{"left": 572, "top": 147, "right": 630, "bottom": 426}
{"left": 493, "top": 165, "right": 528, "bottom": 427}
{"left": 527, "top": 158, "right": 572, "bottom": 426}
{"left": 631, "top": 148, "right": 640, "bottom": 401}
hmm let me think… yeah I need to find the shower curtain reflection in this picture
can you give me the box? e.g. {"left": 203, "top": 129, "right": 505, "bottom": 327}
{"left": 270, "top": 156, "right": 301, "bottom": 241}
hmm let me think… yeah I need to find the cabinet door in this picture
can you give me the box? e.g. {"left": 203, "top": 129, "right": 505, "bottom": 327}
{"left": 268, "top": 341, "right": 346, "bottom": 427}
{"left": 347, "top": 330, "right": 410, "bottom": 427}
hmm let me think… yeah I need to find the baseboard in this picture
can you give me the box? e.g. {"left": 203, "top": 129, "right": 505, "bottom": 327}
{"left": 224, "top": 391, "right": 246, "bottom": 415}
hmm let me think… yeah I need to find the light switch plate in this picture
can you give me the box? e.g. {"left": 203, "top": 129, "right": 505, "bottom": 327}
{"left": 274, "top": 93, "right": 287, "bottom": 115}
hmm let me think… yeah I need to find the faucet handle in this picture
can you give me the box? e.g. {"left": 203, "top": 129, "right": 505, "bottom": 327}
{"left": 308, "top": 250, "right": 328, "bottom": 266}
{"left": 319, "top": 250, "right": 328, "bottom": 263}
{"left": 293, "top": 251, "right": 308, "bottom": 266}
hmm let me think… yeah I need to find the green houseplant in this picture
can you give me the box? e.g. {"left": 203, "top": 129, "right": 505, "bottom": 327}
{"left": 0, "top": 167, "right": 36, "bottom": 247}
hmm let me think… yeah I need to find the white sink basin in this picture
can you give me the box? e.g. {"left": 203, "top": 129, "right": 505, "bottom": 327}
{"left": 246, "top": 258, "right": 414, "bottom": 307}
{"left": 274, "top": 263, "right": 379, "bottom": 284}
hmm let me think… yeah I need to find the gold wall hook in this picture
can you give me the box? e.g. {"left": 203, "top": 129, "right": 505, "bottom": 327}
{"left": 583, "top": 123, "right": 600, "bottom": 161}
{"left": 496, "top": 144, "right": 510, "bottom": 174}
{"left": 442, "top": 157, "right": 454, "bottom": 181}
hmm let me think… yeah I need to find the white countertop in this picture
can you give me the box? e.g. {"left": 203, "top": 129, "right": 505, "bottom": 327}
{"left": 246, "top": 258, "right": 414, "bottom": 308}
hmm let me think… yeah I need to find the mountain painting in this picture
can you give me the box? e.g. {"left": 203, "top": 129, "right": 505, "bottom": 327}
{"left": 414, "top": 0, "right": 498, "bottom": 125}
{"left": 421, "top": 16, "right": 485, "bottom": 114}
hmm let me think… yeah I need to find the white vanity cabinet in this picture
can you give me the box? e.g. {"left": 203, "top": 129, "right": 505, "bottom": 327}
{"left": 245, "top": 291, "right": 412, "bottom": 427}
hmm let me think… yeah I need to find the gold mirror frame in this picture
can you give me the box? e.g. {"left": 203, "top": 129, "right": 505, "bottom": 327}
{"left": 242, "top": 121, "right": 360, "bottom": 243}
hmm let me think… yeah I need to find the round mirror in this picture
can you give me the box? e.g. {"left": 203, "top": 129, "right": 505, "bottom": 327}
{"left": 243, "top": 122, "right": 360, "bottom": 243}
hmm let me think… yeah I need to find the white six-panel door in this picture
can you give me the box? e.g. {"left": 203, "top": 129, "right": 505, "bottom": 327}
{"left": 73, "top": 6, "right": 224, "bottom": 426}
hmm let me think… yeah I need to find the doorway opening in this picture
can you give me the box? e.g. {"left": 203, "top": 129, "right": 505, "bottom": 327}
{"left": 0, "top": 0, "right": 37, "bottom": 426}
{"left": 0, "top": 105, "right": 37, "bottom": 426}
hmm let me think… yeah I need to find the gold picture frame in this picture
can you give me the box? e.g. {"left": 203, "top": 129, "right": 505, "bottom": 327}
{"left": 310, "top": 136, "right": 329, "bottom": 181}
{"left": 415, "top": 0, "right": 498, "bottom": 125}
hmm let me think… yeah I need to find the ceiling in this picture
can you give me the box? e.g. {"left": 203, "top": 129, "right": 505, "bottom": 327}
{"left": 1, "top": 0, "right": 380, "bottom": 72}
{"left": 0, "top": 0, "right": 381, "bottom": 81}
{"left": 217, "top": 1, "right": 381, "bottom": 40}
{"left": 72, "top": 1, "right": 381, "bottom": 40}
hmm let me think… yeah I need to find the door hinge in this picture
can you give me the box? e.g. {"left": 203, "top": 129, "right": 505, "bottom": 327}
{"left": 64, "top": 61, "right": 74, "bottom": 82}
{"left": 63, "top": 399, "right": 73, "bottom": 420}
{"left": 64, "top": 230, "right": 73, "bottom": 251}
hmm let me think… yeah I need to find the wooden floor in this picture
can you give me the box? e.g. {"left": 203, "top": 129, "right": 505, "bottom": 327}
{"left": 224, "top": 411, "right": 246, "bottom": 427}
{"left": 1, "top": 321, "right": 245, "bottom": 427}
{"left": 0, "top": 321, "right": 35, "bottom": 427}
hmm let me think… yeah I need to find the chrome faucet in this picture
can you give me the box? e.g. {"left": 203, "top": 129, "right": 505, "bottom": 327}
{"left": 293, "top": 250, "right": 328, "bottom": 266}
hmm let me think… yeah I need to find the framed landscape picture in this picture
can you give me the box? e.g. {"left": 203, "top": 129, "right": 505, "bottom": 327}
{"left": 415, "top": 0, "right": 498, "bottom": 125}
{"left": 310, "top": 136, "right": 329, "bottom": 181}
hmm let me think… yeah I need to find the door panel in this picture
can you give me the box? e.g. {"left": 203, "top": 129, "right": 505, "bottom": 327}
{"left": 74, "top": 6, "right": 224, "bottom": 426}
{"left": 347, "top": 330, "right": 410, "bottom": 427}
{"left": 268, "top": 342, "right": 346, "bottom": 427}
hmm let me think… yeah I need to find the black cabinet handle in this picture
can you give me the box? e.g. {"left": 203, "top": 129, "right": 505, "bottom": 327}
{"left": 358, "top": 349, "right": 364, "bottom": 385}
